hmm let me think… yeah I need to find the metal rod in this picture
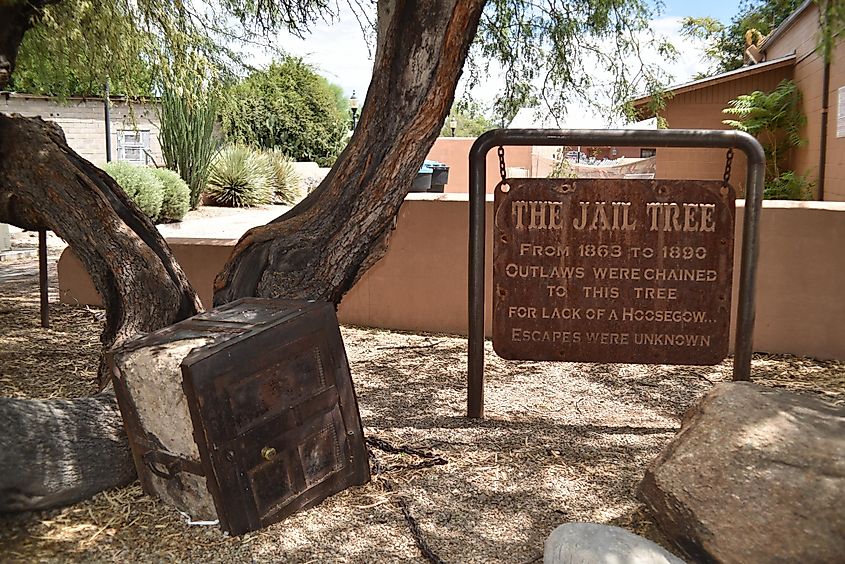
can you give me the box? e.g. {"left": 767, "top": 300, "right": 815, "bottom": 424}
{"left": 39, "top": 228, "right": 49, "bottom": 329}
{"left": 104, "top": 78, "right": 112, "bottom": 162}
{"left": 468, "top": 128, "right": 765, "bottom": 416}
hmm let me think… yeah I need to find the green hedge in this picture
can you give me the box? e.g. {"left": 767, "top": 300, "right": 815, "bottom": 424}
{"left": 151, "top": 168, "right": 190, "bottom": 222}
{"left": 102, "top": 161, "right": 164, "bottom": 220}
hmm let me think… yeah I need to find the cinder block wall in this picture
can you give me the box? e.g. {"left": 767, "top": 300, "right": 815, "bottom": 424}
{"left": 2, "top": 93, "right": 163, "bottom": 166}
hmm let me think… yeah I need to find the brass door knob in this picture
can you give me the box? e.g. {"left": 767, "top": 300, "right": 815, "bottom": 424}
{"left": 261, "top": 446, "right": 277, "bottom": 461}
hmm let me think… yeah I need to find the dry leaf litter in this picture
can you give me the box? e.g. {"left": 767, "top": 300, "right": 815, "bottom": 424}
{"left": 0, "top": 244, "right": 842, "bottom": 563}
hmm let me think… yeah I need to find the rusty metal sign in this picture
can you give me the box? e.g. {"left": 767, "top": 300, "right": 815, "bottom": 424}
{"left": 493, "top": 178, "right": 735, "bottom": 365}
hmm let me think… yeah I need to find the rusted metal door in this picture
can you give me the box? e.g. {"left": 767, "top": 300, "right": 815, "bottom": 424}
{"left": 110, "top": 298, "right": 369, "bottom": 536}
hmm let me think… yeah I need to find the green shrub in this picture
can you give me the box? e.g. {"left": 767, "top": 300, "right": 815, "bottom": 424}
{"left": 263, "top": 148, "right": 301, "bottom": 205}
{"left": 102, "top": 161, "right": 164, "bottom": 220}
{"left": 151, "top": 168, "right": 190, "bottom": 221}
{"left": 205, "top": 145, "right": 272, "bottom": 207}
{"left": 764, "top": 171, "right": 813, "bottom": 200}
{"left": 723, "top": 79, "right": 810, "bottom": 199}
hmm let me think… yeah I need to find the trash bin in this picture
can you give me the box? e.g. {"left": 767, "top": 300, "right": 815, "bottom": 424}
{"left": 411, "top": 163, "right": 433, "bottom": 192}
{"left": 429, "top": 163, "right": 449, "bottom": 193}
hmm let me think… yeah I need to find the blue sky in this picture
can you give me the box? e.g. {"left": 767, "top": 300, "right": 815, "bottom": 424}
{"left": 660, "top": 0, "right": 741, "bottom": 24}
{"left": 262, "top": 0, "right": 750, "bottom": 124}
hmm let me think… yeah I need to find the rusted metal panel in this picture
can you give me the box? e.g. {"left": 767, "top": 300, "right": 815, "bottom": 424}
{"left": 493, "top": 178, "right": 735, "bottom": 365}
{"left": 108, "top": 298, "right": 369, "bottom": 536}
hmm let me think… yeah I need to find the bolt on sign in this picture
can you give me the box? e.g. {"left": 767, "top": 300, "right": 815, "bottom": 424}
{"left": 108, "top": 298, "right": 370, "bottom": 536}
{"left": 493, "top": 178, "right": 735, "bottom": 364}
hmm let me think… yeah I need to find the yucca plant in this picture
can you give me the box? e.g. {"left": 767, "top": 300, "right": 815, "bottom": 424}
{"left": 723, "top": 79, "right": 811, "bottom": 199}
{"left": 159, "top": 83, "right": 218, "bottom": 209}
{"left": 263, "top": 148, "right": 302, "bottom": 205}
{"left": 205, "top": 145, "right": 272, "bottom": 207}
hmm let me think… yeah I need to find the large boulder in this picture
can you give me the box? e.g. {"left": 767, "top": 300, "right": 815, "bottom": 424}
{"left": 638, "top": 382, "right": 845, "bottom": 563}
{"left": 544, "top": 522, "right": 685, "bottom": 563}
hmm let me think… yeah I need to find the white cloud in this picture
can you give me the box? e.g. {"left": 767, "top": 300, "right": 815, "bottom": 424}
{"left": 243, "top": 12, "right": 711, "bottom": 125}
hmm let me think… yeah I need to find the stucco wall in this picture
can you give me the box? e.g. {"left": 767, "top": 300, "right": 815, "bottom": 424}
{"left": 426, "top": 137, "right": 533, "bottom": 193}
{"left": 1, "top": 93, "right": 163, "bottom": 166}
{"left": 58, "top": 194, "right": 845, "bottom": 360}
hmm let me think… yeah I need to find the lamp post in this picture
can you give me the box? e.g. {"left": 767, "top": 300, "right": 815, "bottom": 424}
{"left": 449, "top": 116, "right": 457, "bottom": 137}
{"left": 349, "top": 91, "right": 359, "bottom": 130}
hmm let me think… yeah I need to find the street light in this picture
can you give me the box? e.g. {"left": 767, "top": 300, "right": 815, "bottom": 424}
{"left": 449, "top": 116, "right": 457, "bottom": 137}
{"left": 349, "top": 91, "right": 359, "bottom": 130}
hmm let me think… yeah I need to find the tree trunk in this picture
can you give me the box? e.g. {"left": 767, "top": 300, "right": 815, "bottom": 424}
{"left": 0, "top": 115, "right": 201, "bottom": 510}
{"left": 214, "top": 0, "right": 486, "bottom": 305}
{"left": 0, "top": 0, "right": 487, "bottom": 511}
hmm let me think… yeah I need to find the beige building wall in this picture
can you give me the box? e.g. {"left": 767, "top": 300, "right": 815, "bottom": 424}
{"left": 763, "top": 2, "right": 845, "bottom": 200}
{"left": 656, "top": 66, "right": 793, "bottom": 196}
{"left": 1, "top": 93, "right": 163, "bottom": 167}
{"left": 58, "top": 195, "right": 845, "bottom": 360}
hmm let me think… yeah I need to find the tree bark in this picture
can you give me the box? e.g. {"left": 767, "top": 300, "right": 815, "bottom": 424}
{"left": 214, "top": 0, "right": 486, "bottom": 305}
{"left": 1, "top": 0, "right": 487, "bottom": 512}
{"left": 0, "top": 115, "right": 201, "bottom": 510}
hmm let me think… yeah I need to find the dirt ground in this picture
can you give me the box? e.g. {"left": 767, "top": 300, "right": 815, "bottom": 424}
{"left": 0, "top": 247, "right": 842, "bottom": 563}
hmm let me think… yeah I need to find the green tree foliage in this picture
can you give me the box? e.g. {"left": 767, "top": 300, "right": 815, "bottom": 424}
{"left": 10, "top": 0, "right": 156, "bottom": 97}
{"left": 682, "top": 0, "right": 804, "bottom": 77}
{"left": 818, "top": 0, "right": 845, "bottom": 63}
{"left": 723, "top": 79, "right": 812, "bottom": 199}
{"left": 469, "top": 0, "right": 675, "bottom": 126}
{"left": 440, "top": 101, "right": 495, "bottom": 137}
{"left": 12, "top": 0, "right": 671, "bottom": 137}
{"left": 219, "top": 59, "right": 348, "bottom": 166}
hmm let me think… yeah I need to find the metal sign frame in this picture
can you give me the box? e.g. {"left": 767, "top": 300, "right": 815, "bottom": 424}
{"left": 468, "top": 129, "right": 766, "bottom": 418}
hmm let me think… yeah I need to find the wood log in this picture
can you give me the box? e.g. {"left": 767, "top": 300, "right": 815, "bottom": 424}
{"left": 0, "top": 391, "right": 135, "bottom": 511}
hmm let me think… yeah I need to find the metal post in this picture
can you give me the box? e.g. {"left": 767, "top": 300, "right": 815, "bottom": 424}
{"left": 104, "top": 78, "right": 112, "bottom": 162}
{"left": 468, "top": 129, "right": 765, "bottom": 417}
{"left": 39, "top": 228, "right": 49, "bottom": 329}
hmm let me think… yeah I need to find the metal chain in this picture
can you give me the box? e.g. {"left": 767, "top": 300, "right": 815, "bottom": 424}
{"left": 723, "top": 148, "right": 734, "bottom": 187}
{"left": 497, "top": 146, "right": 507, "bottom": 183}
{"left": 366, "top": 436, "right": 448, "bottom": 564}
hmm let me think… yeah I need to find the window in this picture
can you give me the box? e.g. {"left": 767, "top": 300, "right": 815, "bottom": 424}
{"left": 117, "top": 129, "right": 151, "bottom": 164}
{"left": 640, "top": 148, "right": 656, "bottom": 158}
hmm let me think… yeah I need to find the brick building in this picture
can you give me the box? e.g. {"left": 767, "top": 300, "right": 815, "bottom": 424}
{"left": 1, "top": 92, "right": 163, "bottom": 167}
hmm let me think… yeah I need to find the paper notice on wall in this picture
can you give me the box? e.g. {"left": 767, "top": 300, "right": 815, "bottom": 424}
{"left": 838, "top": 86, "right": 845, "bottom": 138}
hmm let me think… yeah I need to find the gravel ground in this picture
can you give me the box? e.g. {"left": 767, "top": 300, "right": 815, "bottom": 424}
{"left": 1, "top": 247, "right": 842, "bottom": 563}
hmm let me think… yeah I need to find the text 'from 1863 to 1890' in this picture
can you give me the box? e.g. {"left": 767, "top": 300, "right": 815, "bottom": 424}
{"left": 492, "top": 178, "right": 736, "bottom": 364}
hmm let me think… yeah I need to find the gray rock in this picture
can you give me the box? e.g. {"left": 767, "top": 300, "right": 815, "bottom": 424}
{"left": 638, "top": 382, "right": 845, "bottom": 563}
{"left": 544, "top": 522, "right": 685, "bottom": 563}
